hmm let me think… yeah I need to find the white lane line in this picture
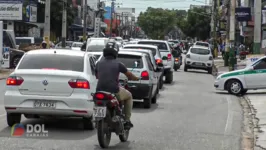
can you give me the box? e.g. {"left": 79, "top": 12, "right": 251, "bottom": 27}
{"left": 224, "top": 97, "right": 233, "bottom": 134}
{"left": 221, "top": 96, "right": 234, "bottom": 149}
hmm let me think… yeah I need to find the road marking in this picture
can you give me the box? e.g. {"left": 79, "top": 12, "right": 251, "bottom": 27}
{"left": 221, "top": 96, "right": 234, "bottom": 149}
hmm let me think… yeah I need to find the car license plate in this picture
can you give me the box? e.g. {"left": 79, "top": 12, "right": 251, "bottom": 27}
{"left": 93, "top": 106, "right": 106, "bottom": 118}
{"left": 34, "top": 100, "right": 56, "bottom": 108}
{"left": 195, "top": 62, "right": 202, "bottom": 65}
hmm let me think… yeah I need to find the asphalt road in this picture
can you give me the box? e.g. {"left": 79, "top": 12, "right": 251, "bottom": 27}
{"left": 0, "top": 67, "right": 243, "bottom": 150}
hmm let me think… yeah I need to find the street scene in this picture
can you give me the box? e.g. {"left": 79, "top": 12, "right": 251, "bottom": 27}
{"left": 0, "top": 0, "right": 265, "bottom": 149}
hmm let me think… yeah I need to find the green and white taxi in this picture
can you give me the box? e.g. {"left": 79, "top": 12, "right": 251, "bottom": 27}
{"left": 214, "top": 56, "right": 266, "bottom": 95}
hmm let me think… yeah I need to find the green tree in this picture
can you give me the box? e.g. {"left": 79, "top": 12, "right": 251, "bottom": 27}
{"left": 50, "top": 0, "right": 77, "bottom": 37}
{"left": 137, "top": 8, "right": 177, "bottom": 39}
{"left": 180, "top": 7, "right": 211, "bottom": 40}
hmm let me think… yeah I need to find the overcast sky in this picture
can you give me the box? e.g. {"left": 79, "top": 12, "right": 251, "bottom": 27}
{"left": 108, "top": 0, "right": 211, "bottom": 16}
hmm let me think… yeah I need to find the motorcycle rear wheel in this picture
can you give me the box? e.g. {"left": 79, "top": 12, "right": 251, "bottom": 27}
{"left": 119, "top": 129, "right": 129, "bottom": 142}
{"left": 97, "top": 119, "right": 112, "bottom": 148}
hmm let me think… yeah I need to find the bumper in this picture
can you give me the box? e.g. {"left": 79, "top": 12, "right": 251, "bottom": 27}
{"left": 214, "top": 80, "right": 224, "bottom": 90}
{"left": 127, "top": 83, "right": 152, "bottom": 99}
{"left": 185, "top": 61, "right": 213, "bottom": 70}
{"left": 4, "top": 91, "right": 94, "bottom": 117}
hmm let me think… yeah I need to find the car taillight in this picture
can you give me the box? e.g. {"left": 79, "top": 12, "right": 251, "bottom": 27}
{"left": 141, "top": 71, "right": 149, "bottom": 80}
{"left": 68, "top": 79, "right": 90, "bottom": 89}
{"left": 209, "top": 56, "right": 213, "bottom": 60}
{"left": 175, "top": 58, "right": 179, "bottom": 62}
{"left": 167, "top": 54, "right": 171, "bottom": 61}
{"left": 156, "top": 59, "right": 162, "bottom": 64}
{"left": 186, "top": 54, "right": 190, "bottom": 58}
{"left": 6, "top": 76, "right": 24, "bottom": 86}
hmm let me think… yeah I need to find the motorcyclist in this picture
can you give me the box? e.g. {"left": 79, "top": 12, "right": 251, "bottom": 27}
{"left": 95, "top": 41, "right": 139, "bottom": 128}
{"left": 41, "top": 41, "right": 47, "bottom": 49}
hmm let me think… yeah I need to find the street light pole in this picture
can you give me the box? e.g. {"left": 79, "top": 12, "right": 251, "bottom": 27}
{"left": 110, "top": 0, "right": 115, "bottom": 37}
{"left": 44, "top": 0, "right": 51, "bottom": 48}
{"left": 229, "top": 0, "right": 236, "bottom": 71}
{"left": 83, "top": 0, "right": 87, "bottom": 41}
{"left": 62, "top": 0, "right": 67, "bottom": 48}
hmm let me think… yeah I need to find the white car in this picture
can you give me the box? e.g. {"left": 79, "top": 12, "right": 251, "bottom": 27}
{"left": 214, "top": 56, "right": 266, "bottom": 95}
{"left": 184, "top": 45, "right": 214, "bottom": 74}
{"left": 87, "top": 51, "right": 102, "bottom": 61}
{"left": 71, "top": 42, "right": 83, "bottom": 50}
{"left": 4, "top": 49, "right": 98, "bottom": 130}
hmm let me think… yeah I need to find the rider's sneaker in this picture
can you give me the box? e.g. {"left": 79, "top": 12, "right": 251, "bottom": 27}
{"left": 124, "top": 121, "right": 133, "bottom": 129}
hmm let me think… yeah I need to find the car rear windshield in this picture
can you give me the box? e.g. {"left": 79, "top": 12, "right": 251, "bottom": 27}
{"left": 138, "top": 41, "right": 169, "bottom": 52}
{"left": 117, "top": 54, "right": 143, "bottom": 68}
{"left": 195, "top": 42, "right": 209, "bottom": 47}
{"left": 123, "top": 47, "right": 156, "bottom": 56}
{"left": 18, "top": 54, "right": 84, "bottom": 72}
{"left": 87, "top": 45, "right": 105, "bottom": 52}
{"left": 190, "top": 48, "right": 210, "bottom": 55}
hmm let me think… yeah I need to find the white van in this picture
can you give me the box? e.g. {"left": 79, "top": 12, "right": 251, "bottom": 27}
{"left": 15, "top": 37, "right": 43, "bottom": 48}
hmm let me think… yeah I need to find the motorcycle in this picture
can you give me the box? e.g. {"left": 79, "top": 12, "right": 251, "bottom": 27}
{"left": 172, "top": 47, "right": 183, "bottom": 71}
{"left": 92, "top": 79, "right": 131, "bottom": 148}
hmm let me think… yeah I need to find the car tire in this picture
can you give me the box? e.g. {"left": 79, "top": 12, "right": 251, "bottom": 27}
{"left": 7, "top": 113, "right": 21, "bottom": 127}
{"left": 208, "top": 67, "right": 212, "bottom": 74}
{"left": 184, "top": 65, "right": 188, "bottom": 72}
{"left": 226, "top": 79, "right": 243, "bottom": 95}
{"left": 159, "top": 76, "right": 163, "bottom": 89}
{"left": 143, "top": 87, "right": 152, "bottom": 109}
{"left": 165, "top": 71, "right": 173, "bottom": 84}
{"left": 83, "top": 117, "right": 95, "bottom": 130}
{"left": 152, "top": 86, "right": 159, "bottom": 104}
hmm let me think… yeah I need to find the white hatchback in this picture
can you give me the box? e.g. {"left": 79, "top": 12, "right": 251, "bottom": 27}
{"left": 184, "top": 45, "right": 214, "bottom": 74}
{"left": 4, "top": 49, "right": 98, "bottom": 130}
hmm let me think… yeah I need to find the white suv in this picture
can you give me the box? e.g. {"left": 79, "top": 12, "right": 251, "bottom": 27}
{"left": 184, "top": 45, "right": 214, "bottom": 74}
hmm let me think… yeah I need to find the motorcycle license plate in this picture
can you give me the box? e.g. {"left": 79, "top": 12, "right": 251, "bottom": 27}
{"left": 93, "top": 106, "right": 106, "bottom": 118}
{"left": 174, "top": 61, "right": 179, "bottom": 64}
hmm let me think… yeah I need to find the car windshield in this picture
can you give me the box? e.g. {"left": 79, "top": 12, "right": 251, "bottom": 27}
{"left": 18, "top": 54, "right": 84, "bottom": 72}
{"left": 87, "top": 45, "right": 105, "bottom": 52}
{"left": 123, "top": 47, "right": 156, "bottom": 56}
{"left": 195, "top": 42, "right": 209, "bottom": 47}
{"left": 138, "top": 41, "right": 168, "bottom": 51}
{"left": 117, "top": 54, "right": 143, "bottom": 68}
{"left": 190, "top": 48, "right": 210, "bottom": 55}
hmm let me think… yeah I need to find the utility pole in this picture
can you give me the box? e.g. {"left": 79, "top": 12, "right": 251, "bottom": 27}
{"left": 110, "top": 0, "right": 115, "bottom": 37}
{"left": 229, "top": 0, "right": 236, "bottom": 71}
{"left": 213, "top": 0, "right": 218, "bottom": 58}
{"left": 224, "top": 1, "right": 230, "bottom": 67}
{"left": 61, "top": 0, "right": 67, "bottom": 48}
{"left": 253, "top": 0, "right": 262, "bottom": 54}
{"left": 83, "top": 0, "right": 87, "bottom": 41}
{"left": 44, "top": 0, "right": 51, "bottom": 48}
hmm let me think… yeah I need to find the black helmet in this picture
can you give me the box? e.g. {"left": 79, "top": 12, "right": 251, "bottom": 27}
{"left": 103, "top": 41, "right": 119, "bottom": 58}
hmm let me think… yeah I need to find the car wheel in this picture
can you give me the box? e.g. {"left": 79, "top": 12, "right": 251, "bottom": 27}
{"left": 165, "top": 71, "right": 173, "bottom": 84}
{"left": 208, "top": 67, "right": 212, "bottom": 74}
{"left": 159, "top": 76, "right": 163, "bottom": 89}
{"left": 226, "top": 79, "right": 243, "bottom": 95}
{"left": 152, "top": 87, "right": 159, "bottom": 104}
{"left": 184, "top": 65, "right": 188, "bottom": 72}
{"left": 12, "top": 56, "right": 21, "bottom": 68}
{"left": 7, "top": 113, "right": 21, "bottom": 127}
{"left": 83, "top": 117, "right": 95, "bottom": 130}
{"left": 143, "top": 87, "right": 152, "bottom": 109}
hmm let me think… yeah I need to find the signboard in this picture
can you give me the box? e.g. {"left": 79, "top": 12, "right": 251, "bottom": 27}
{"left": 2, "top": 47, "right": 10, "bottom": 68}
{"left": 0, "top": 2, "right": 22, "bottom": 20}
{"left": 246, "top": 54, "right": 265, "bottom": 66}
{"left": 29, "top": 5, "right": 37, "bottom": 22}
{"left": 94, "top": 18, "right": 101, "bottom": 37}
{"left": 235, "top": 7, "right": 251, "bottom": 22}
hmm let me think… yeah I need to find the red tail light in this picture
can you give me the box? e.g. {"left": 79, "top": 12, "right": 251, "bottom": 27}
{"left": 6, "top": 76, "right": 24, "bottom": 86}
{"left": 68, "top": 79, "right": 90, "bottom": 89}
{"left": 167, "top": 54, "right": 171, "bottom": 61}
{"left": 94, "top": 93, "right": 113, "bottom": 100}
{"left": 156, "top": 59, "right": 162, "bottom": 64}
{"left": 175, "top": 58, "right": 179, "bottom": 62}
{"left": 141, "top": 71, "right": 149, "bottom": 80}
{"left": 95, "top": 93, "right": 105, "bottom": 99}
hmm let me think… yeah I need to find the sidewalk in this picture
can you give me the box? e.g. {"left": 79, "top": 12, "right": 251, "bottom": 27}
{"left": 212, "top": 57, "right": 246, "bottom": 76}
{"left": 245, "top": 91, "right": 266, "bottom": 150}
{"left": 0, "top": 69, "right": 13, "bottom": 80}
